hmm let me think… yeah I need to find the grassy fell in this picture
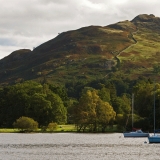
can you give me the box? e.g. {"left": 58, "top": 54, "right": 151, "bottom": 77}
{"left": 117, "top": 27, "right": 160, "bottom": 79}
{"left": 1, "top": 14, "right": 160, "bottom": 85}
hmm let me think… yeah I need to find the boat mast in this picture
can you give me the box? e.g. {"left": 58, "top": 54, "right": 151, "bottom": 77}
{"left": 154, "top": 82, "right": 155, "bottom": 136}
{"left": 132, "top": 93, "right": 134, "bottom": 129}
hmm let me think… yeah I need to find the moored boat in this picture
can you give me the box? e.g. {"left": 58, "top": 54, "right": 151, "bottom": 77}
{"left": 148, "top": 83, "right": 160, "bottom": 143}
{"left": 123, "top": 129, "right": 149, "bottom": 137}
{"left": 123, "top": 94, "right": 149, "bottom": 138}
{"left": 148, "top": 134, "right": 160, "bottom": 143}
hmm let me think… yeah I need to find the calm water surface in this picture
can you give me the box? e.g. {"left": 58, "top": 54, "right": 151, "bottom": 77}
{"left": 0, "top": 133, "right": 159, "bottom": 160}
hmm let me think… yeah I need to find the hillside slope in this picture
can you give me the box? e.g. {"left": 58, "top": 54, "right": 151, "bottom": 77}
{"left": 0, "top": 14, "right": 160, "bottom": 86}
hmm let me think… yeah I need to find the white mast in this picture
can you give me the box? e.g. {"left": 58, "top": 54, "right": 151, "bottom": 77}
{"left": 154, "top": 82, "right": 155, "bottom": 135}
{"left": 132, "top": 93, "right": 134, "bottom": 129}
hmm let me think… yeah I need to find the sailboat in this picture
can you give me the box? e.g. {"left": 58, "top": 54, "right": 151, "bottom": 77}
{"left": 123, "top": 94, "right": 149, "bottom": 137}
{"left": 148, "top": 83, "right": 160, "bottom": 143}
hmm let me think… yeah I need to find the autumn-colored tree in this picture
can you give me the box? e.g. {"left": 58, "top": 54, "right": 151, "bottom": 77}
{"left": 96, "top": 100, "right": 116, "bottom": 132}
{"left": 74, "top": 89, "right": 97, "bottom": 131}
{"left": 74, "top": 89, "right": 116, "bottom": 132}
{"left": 47, "top": 122, "right": 58, "bottom": 131}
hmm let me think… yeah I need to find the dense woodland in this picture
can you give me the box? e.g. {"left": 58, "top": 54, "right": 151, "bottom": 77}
{"left": 0, "top": 75, "right": 159, "bottom": 132}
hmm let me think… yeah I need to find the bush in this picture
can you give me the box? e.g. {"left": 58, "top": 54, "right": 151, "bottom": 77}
{"left": 41, "top": 126, "right": 47, "bottom": 132}
{"left": 13, "top": 116, "right": 38, "bottom": 132}
{"left": 47, "top": 122, "right": 57, "bottom": 131}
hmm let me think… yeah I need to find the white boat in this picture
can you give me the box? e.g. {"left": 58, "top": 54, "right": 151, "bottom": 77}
{"left": 148, "top": 83, "right": 160, "bottom": 143}
{"left": 123, "top": 94, "right": 149, "bottom": 138}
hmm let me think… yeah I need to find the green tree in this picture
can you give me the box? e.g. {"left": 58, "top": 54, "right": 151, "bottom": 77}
{"left": 13, "top": 116, "right": 38, "bottom": 132}
{"left": 0, "top": 81, "right": 68, "bottom": 128}
{"left": 112, "top": 94, "right": 131, "bottom": 115}
{"left": 49, "top": 84, "right": 71, "bottom": 110}
{"left": 46, "top": 92, "right": 67, "bottom": 124}
{"left": 0, "top": 85, "right": 30, "bottom": 127}
{"left": 153, "top": 64, "right": 160, "bottom": 74}
{"left": 133, "top": 81, "right": 153, "bottom": 117}
{"left": 116, "top": 114, "right": 126, "bottom": 130}
{"left": 98, "top": 87, "right": 111, "bottom": 103}
{"left": 26, "top": 93, "right": 52, "bottom": 126}
{"left": 0, "top": 81, "right": 44, "bottom": 127}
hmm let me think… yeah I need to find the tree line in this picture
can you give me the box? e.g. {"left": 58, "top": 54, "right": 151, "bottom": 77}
{"left": 0, "top": 76, "right": 159, "bottom": 132}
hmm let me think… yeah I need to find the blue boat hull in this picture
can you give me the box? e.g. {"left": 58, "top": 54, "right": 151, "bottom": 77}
{"left": 148, "top": 135, "right": 160, "bottom": 143}
{"left": 123, "top": 130, "right": 149, "bottom": 137}
{"left": 123, "top": 132, "right": 149, "bottom": 137}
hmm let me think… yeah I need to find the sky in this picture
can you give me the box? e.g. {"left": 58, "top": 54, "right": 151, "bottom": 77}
{"left": 0, "top": 0, "right": 160, "bottom": 59}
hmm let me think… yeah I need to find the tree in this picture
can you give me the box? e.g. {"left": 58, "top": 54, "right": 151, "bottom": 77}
{"left": 74, "top": 89, "right": 116, "bottom": 132}
{"left": 13, "top": 116, "right": 38, "bottom": 132}
{"left": 47, "top": 122, "right": 58, "bottom": 131}
{"left": 0, "top": 81, "right": 68, "bottom": 128}
{"left": 133, "top": 81, "right": 153, "bottom": 117}
{"left": 49, "top": 84, "right": 68, "bottom": 102}
{"left": 96, "top": 100, "right": 116, "bottom": 132}
{"left": 112, "top": 94, "right": 131, "bottom": 115}
{"left": 0, "top": 81, "right": 44, "bottom": 127}
{"left": 25, "top": 93, "right": 52, "bottom": 126}
{"left": 0, "top": 85, "right": 30, "bottom": 127}
{"left": 46, "top": 92, "right": 67, "bottom": 124}
{"left": 116, "top": 114, "right": 126, "bottom": 130}
{"left": 98, "top": 87, "right": 111, "bottom": 103}
{"left": 153, "top": 64, "right": 160, "bottom": 74}
{"left": 75, "top": 89, "right": 98, "bottom": 131}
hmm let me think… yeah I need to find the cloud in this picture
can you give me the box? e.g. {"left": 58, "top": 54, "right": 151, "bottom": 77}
{"left": 0, "top": 0, "right": 160, "bottom": 59}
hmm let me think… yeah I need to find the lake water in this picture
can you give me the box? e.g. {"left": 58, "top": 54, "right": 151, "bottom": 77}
{"left": 0, "top": 133, "right": 159, "bottom": 160}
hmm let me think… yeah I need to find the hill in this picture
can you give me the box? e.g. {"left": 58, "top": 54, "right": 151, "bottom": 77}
{"left": 0, "top": 14, "right": 160, "bottom": 86}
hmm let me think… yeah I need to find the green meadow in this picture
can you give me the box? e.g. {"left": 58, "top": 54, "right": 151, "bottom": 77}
{"left": 0, "top": 125, "right": 120, "bottom": 133}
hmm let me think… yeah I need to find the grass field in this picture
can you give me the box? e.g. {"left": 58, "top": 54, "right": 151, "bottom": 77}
{"left": 0, "top": 128, "right": 19, "bottom": 133}
{"left": 56, "top": 125, "right": 77, "bottom": 132}
{"left": 0, "top": 125, "right": 120, "bottom": 133}
{"left": 0, "top": 125, "right": 77, "bottom": 133}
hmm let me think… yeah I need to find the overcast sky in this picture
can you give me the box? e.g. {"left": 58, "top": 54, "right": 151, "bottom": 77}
{"left": 0, "top": 0, "right": 160, "bottom": 59}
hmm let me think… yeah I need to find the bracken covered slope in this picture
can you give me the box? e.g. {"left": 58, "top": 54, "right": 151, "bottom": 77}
{"left": 0, "top": 14, "right": 160, "bottom": 86}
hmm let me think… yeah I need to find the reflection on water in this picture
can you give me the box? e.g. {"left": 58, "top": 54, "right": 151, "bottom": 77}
{"left": 0, "top": 133, "right": 160, "bottom": 160}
